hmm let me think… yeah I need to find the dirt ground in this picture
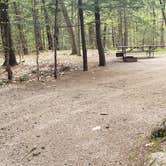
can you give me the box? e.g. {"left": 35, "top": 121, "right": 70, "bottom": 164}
{"left": 0, "top": 50, "right": 166, "bottom": 166}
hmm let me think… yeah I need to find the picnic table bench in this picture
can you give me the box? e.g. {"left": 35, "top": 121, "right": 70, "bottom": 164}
{"left": 116, "top": 45, "right": 163, "bottom": 62}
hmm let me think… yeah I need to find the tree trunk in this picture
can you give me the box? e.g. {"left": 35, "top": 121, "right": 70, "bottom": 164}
{"left": 37, "top": 29, "right": 44, "bottom": 51}
{"left": 152, "top": 8, "right": 156, "bottom": 45}
{"left": 88, "top": 23, "right": 95, "bottom": 48}
{"left": 0, "top": 1, "right": 17, "bottom": 66}
{"left": 32, "top": 0, "right": 40, "bottom": 80}
{"left": 111, "top": 23, "right": 116, "bottom": 48}
{"left": 41, "top": 0, "right": 53, "bottom": 50}
{"left": 77, "top": 11, "right": 81, "bottom": 56}
{"left": 160, "top": 17, "right": 165, "bottom": 47}
{"left": 123, "top": 8, "right": 128, "bottom": 47}
{"left": 13, "top": 2, "right": 28, "bottom": 55}
{"left": 159, "top": 0, "right": 166, "bottom": 25}
{"left": 118, "top": 10, "right": 123, "bottom": 47}
{"left": 32, "top": 0, "right": 44, "bottom": 51}
{"left": 78, "top": 0, "right": 88, "bottom": 71}
{"left": 54, "top": 0, "right": 59, "bottom": 78}
{"left": 94, "top": 0, "right": 106, "bottom": 66}
{"left": 103, "top": 24, "right": 107, "bottom": 48}
{"left": 60, "top": 0, "right": 77, "bottom": 55}
{"left": 141, "top": 29, "right": 146, "bottom": 51}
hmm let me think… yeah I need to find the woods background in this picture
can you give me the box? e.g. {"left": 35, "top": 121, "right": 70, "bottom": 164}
{"left": 0, "top": 0, "right": 165, "bottom": 80}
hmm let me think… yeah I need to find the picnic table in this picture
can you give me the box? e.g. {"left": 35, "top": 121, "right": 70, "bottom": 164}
{"left": 117, "top": 45, "right": 162, "bottom": 57}
{"left": 116, "top": 45, "right": 165, "bottom": 62}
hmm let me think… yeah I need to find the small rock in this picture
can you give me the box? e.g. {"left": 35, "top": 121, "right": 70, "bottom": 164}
{"left": 105, "top": 125, "right": 110, "bottom": 129}
{"left": 0, "top": 127, "right": 5, "bottom": 131}
{"left": 100, "top": 113, "right": 108, "bottom": 116}
{"left": 145, "top": 152, "right": 166, "bottom": 166}
{"left": 60, "top": 72, "right": 65, "bottom": 76}
{"left": 32, "top": 152, "right": 41, "bottom": 157}
{"left": 41, "top": 146, "right": 45, "bottom": 150}
{"left": 145, "top": 142, "right": 154, "bottom": 147}
{"left": 151, "top": 119, "right": 166, "bottom": 138}
{"left": 92, "top": 126, "right": 101, "bottom": 131}
{"left": 123, "top": 118, "right": 127, "bottom": 122}
{"left": 61, "top": 66, "right": 71, "bottom": 72}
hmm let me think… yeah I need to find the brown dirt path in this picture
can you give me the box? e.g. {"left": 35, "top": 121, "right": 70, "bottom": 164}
{"left": 0, "top": 52, "right": 166, "bottom": 166}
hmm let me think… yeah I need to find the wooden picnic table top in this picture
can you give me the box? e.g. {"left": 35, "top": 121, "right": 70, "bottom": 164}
{"left": 118, "top": 45, "right": 165, "bottom": 49}
{"left": 116, "top": 45, "right": 166, "bottom": 58}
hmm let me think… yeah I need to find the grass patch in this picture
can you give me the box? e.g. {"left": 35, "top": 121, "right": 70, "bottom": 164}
{"left": 156, "top": 48, "right": 166, "bottom": 53}
{"left": 146, "top": 140, "right": 161, "bottom": 155}
{"left": 144, "top": 119, "right": 166, "bottom": 156}
{"left": 0, "top": 80, "right": 8, "bottom": 87}
{"left": 16, "top": 75, "right": 29, "bottom": 82}
{"left": 151, "top": 119, "right": 166, "bottom": 139}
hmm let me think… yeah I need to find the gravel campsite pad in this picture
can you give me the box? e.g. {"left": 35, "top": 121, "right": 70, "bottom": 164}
{"left": 0, "top": 51, "right": 166, "bottom": 165}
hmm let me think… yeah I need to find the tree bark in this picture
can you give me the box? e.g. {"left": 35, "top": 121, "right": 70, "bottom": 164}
{"left": 77, "top": 11, "right": 81, "bottom": 56}
{"left": 37, "top": 28, "right": 44, "bottom": 51}
{"left": 78, "top": 0, "right": 88, "bottom": 71}
{"left": 159, "top": 0, "right": 166, "bottom": 25}
{"left": 94, "top": 0, "right": 106, "bottom": 66}
{"left": 123, "top": 8, "right": 128, "bottom": 47}
{"left": 111, "top": 23, "right": 116, "bottom": 48}
{"left": 0, "top": 1, "right": 17, "bottom": 66}
{"left": 60, "top": 0, "right": 77, "bottom": 55}
{"left": 88, "top": 23, "right": 95, "bottom": 48}
{"left": 160, "top": 17, "right": 165, "bottom": 47}
{"left": 54, "top": 0, "right": 59, "bottom": 78}
{"left": 41, "top": 0, "right": 53, "bottom": 50}
{"left": 152, "top": 7, "right": 156, "bottom": 45}
{"left": 103, "top": 24, "right": 107, "bottom": 48}
{"left": 32, "top": 0, "right": 40, "bottom": 80}
{"left": 32, "top": 0, "right": 44, "bottom": 51}
{"left": 118, "top": 10, "right": 123, "bottom": 47}
{"left": 13, "top": 2, "right": 28, "bottom": 55}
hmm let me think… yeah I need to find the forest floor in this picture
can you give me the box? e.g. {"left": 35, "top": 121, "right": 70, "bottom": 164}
{"left": 0, "top": 50, "right": 166, "bottom": 166}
